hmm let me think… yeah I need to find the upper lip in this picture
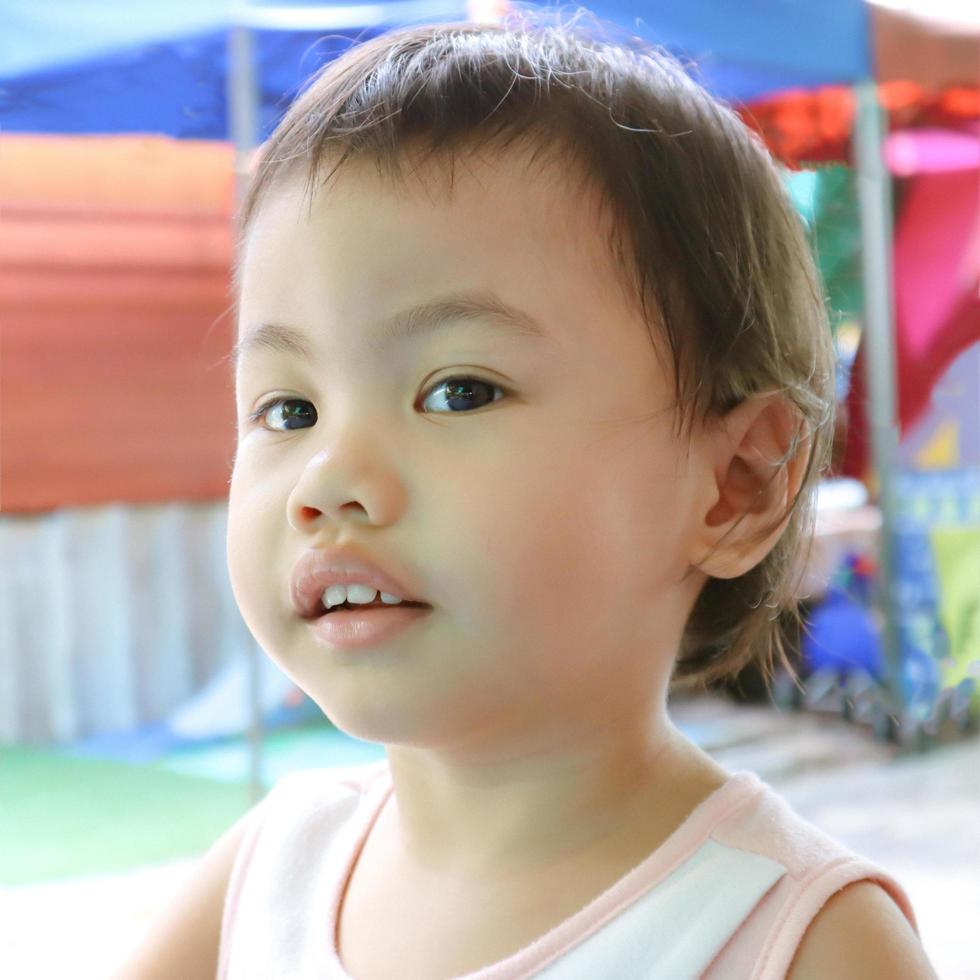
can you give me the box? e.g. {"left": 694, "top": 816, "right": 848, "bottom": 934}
{"left": 290, "top": 544, "right": 430, "bottom": 619}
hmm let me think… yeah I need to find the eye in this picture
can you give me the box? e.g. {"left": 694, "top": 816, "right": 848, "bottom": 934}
{"left": 419, "top": 376, "right": 506, "bottom": 414}
{"left": 247, "top": 397, "right": 316, "bottom": 432}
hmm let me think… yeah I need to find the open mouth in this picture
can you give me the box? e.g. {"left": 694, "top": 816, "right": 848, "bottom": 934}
{"left": 318, "top": 600, "right": 430, "bottom": 616}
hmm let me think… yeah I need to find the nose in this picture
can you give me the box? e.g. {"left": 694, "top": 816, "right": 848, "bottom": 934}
{"left": 286, "top": 443, "right": 406, "bottom": 532}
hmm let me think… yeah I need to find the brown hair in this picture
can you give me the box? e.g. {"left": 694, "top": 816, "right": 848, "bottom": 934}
{"left": 233, "top": 6, "right": 836, "bottom": 694}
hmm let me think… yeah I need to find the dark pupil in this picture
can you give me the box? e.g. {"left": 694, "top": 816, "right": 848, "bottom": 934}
{"left": 282, "top": 400, "right": 315, "bottom": 429}
{"left": 445, "top": 380, "right": 493, "bottom": 411}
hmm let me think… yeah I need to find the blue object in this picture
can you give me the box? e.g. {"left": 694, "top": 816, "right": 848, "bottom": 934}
{"left": 1, "top": 0, "right": 872, "bottom": 137}
{"left": 586, "top": 0, "right": 871, "bottom": 101}
{"left": 0, "top": 0, "right": 468, "bottom": 138}
{"left": 802, "top": 586, "right": 884, "bottom": 680}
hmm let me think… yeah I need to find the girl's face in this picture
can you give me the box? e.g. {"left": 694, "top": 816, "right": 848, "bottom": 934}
{"left": 228, "top": 149, "right": 709, "bottom": 759}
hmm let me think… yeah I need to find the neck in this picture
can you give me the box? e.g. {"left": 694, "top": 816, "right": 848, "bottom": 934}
{"left": 378, "top": 715, "right": 726, "bottom": 882}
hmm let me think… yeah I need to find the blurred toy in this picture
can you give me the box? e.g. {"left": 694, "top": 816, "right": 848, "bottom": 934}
{"left": 801, "top": 553, "right": 883, "bottom": 680}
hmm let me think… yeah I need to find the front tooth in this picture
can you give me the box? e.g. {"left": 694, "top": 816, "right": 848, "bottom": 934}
{"left": 346, "top": 584, "right": 380, "bottom": 605}
{"left": 380, "top": 592, "right": 404, "bottom": 605}
{"left": 323, "top": 584, "right": 348, "bottom": 609}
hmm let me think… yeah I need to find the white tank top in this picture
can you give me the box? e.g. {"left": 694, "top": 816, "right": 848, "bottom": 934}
{"left": 218, "top": 760, "right": 918, "bottom": 979}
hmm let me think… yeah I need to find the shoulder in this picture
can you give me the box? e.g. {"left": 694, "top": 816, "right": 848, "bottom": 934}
{"left": 786, "top": 880, "right": 938, "bottom": 980}
{"left": 110, "top": 803, "right": 261, "bottom": 980}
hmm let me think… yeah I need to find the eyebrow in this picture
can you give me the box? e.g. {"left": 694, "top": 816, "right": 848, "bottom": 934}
{"left": 233, "top": 289, "right": 547, "bottom": 370}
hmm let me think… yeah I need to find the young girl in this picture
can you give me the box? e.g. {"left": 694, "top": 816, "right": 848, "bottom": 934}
{"left": 116, "top": 10, "right": 937, "bottom": 980}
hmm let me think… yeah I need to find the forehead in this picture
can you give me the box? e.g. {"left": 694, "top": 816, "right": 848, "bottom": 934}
{"left": 235, "top": 148, "right": 650, "bottom": 377}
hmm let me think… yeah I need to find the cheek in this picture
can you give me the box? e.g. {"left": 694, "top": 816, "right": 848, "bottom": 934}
{"left": 606, "top": 445, "right": 699, "bottom": 593}
{"left": 424, "top": 449, "right": 585, "bottom": 632}
{"left": 225, "top": 455, "right": 282, "bottom": 622}
{"left": 451, "top": 446, "right": 631, "bottom": 627}
{"left": 226, "top": 477, "right": 256, "bottom": 616}
{"left": 496, "top": 432, "right": 694, "bottom": 625}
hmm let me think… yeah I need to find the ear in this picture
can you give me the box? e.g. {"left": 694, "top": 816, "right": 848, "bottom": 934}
{"left": 692, "top": 392, "right": 811, "bottom": 580}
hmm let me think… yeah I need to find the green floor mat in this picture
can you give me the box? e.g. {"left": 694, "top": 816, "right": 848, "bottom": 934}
{"left": 1, "top": 725, "right": 388, "bottom": 886}
{"left": 0, "top": 747, "right": 251, "bottom": 886}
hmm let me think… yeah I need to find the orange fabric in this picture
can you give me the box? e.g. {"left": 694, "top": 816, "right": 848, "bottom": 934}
{"left": 0, "top": 135, "right": 238, "bottom": 513}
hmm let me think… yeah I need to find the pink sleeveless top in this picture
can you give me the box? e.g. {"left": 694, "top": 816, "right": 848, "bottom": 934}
{"left": 217, "top": 760, "right": 919, "bottom": 979}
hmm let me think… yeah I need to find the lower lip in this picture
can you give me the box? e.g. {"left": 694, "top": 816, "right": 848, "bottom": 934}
{"left": 306, "top": 605, "right": 432, "bottom": 650}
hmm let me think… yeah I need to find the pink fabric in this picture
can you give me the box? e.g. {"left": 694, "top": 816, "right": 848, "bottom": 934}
{"left": 219, "top": 761, "right": 919, "bottom": 979}
{"left": 703, "top": 779, "right": 919, "bottom": 979}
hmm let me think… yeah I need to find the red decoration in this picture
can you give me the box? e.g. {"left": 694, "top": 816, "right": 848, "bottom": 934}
{"left": 740, "top": 83, "right": 979, "bottom": 170}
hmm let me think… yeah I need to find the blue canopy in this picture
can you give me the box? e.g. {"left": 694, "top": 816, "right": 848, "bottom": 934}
{"left": 0, "top": 0, "right": 872, "bottom": 139}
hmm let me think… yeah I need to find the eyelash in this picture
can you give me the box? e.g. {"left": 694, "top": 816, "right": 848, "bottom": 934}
{"left": 247, "top": 375, "right": 507, "bottom": 432}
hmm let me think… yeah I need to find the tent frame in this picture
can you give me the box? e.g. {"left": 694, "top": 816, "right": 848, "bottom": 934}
{"left": 853, "top": 80, "right": 904, "bottom": 727}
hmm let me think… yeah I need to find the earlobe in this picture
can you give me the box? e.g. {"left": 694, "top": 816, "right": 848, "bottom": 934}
{"left": 694, "top": 393, "right": 809, "bottom": 580}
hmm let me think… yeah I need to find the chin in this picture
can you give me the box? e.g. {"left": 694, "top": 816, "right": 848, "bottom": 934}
{"left": 312, "top": 689, "right": 482, "bottom": 751}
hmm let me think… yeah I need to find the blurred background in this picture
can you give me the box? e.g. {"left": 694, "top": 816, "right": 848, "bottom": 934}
{"left": 0, "top": 1, "right": 977, "bottom": 977}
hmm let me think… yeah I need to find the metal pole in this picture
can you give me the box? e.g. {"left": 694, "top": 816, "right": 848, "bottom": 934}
{"left": 227, "top": 20, "right": 265, "bottom": 805}
{"left": 853, "top": 79, "right": 905, "bottom": 726}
